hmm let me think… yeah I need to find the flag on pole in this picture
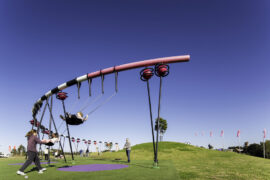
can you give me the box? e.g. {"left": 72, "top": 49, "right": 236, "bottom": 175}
{"left": 221, "top": 130, "right": 224, "bottom": 137}
{"left": 210, "top": 131, "right": 213, "bottom": 137}
{"left": 263, "top": 129, "right": 267, "bottom": 139}
{"left": 8, "top": 146, "right": 11, "bottom": 152}
{"left": 13, "top": 146, "right": 16, "bottom": 150}
{"left": 237, "top": 130, "right": 240, "bottom": 137}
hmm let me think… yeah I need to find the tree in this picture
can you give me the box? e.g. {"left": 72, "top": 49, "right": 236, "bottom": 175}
{"left": 155, "top": 117, "right": 168, "bottom": 141}
{"left": 265, "top": 140, "right": 270, "bottom": 158}
{"left": 11, "top": 149, "right": 17, "bottom": 156}
{"left": 243, "top": 141, "right": 249, "bottom": 153}
{"left": 17, "top": 145, "right": 26, "bottom": 156}
{"left": 247, "top": 143, "right": 263, "bottom": 157}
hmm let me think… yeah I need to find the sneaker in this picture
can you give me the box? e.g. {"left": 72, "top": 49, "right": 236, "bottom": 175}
{"left": 17, "top": 171, "right": 26, "bottom": 176}
{"left": 41, "top": 168, "right": 47, "bottom": 171}
{"left": 38, "top": 170, "right": 43, "bottom": 174}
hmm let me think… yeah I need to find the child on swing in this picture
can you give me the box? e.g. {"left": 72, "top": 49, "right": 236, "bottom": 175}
{"left": 45, "top": 133, "right": 60, "bottom": 146}
{"left": 60, "top": 111, "right": 88, "bottom": 125}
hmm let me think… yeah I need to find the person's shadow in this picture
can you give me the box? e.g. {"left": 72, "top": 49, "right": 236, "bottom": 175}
{"left": 25, "top": 165, "right": 56, "bottom": 174}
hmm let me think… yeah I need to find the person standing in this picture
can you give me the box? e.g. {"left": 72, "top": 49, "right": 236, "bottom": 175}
{"left": 123, "top": 138, "right": 131, "bottom": 163}
{"left": 79, "top": 149, "right": 83, "bottom": 157}
{"left": 86, "top": 148, "right": 89, "bottom": 157}
{"left": 17, "top": 130, "right": 50, "bottom": 176}
{"left": 44, "top": 148, "right": 49, "bottom": 160}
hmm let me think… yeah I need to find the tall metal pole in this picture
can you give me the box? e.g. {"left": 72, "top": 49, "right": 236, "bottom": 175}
{"left": 155, "top": 76, "right": 163, "bottom": 166}
{"left": 61, "top": 100, "right": 75, "bottom": 161}
{"left": 146, "top": 80, "right": 156, "bottom": 163}
{"left": 48, "top": 97, "right": 53, "bottom": 166}
{"left": 263, "top": 137, "right": 266, "bottom": 158}
{"left": 63, "top": 137, "right": 66, "bottom": 151}
{"left": 37, "top": 101, "right": 48, "bottom": 158}
{"left": 47, "top": 102, "right": 67, "bottom": 163}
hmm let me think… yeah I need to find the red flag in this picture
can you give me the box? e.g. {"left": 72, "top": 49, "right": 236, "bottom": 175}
{"left": 8, "top": 146, "right": 11, "bottom": 152}
{"left": 13, "top": 146, "right": 16, "bottom": 150}
{"left": 221, "top": 130, "right": 224, "bottom": 137}
{"left": 210, "top": 131, "right": 213, "bottom": 137}
{"left": 263, "top": 129, "right": 267, "bottom": 139}
{"left": 237, "top": 130, "right": 240, "bottom": 137}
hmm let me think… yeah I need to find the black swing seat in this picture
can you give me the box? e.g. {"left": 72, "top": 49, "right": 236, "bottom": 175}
{"left": 45, "top": 142, "right": 55, "bottom": 146}
{"left": 61, "top": 114, "right": 84, "bottom": 125}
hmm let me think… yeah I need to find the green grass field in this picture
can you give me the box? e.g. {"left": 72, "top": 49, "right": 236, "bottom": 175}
{"left": 1, "top": 142, "right": 270, "bottom": 180}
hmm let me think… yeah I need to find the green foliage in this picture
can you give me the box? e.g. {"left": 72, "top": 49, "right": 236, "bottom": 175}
{"left": 155, "top": 117, "right": 168, "bottom": 141}
{"left": 17, "top": 145, "right": 26, "bottom": 156}
{"left": 265, "top": 140, "right": 270, "bottom": 158}
{"left": 10, "top": 149, "right": 17, "bottom": 156}
{"left": 247, "top": 143, "right": 263, "bottom": 157}
{"left": 105, "top": 142, "right": 113, "bottom": 151}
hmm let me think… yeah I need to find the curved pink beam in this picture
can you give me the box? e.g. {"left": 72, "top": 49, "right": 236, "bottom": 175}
{"left": 33, "top": 55, "right": 190, "bottom": 114}
{"left": 87, "top": 55, "right": 190, "bottom": 79}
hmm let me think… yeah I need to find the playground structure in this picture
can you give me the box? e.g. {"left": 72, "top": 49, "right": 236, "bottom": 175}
{"left": 30, "top": 55, "right": 190, "bottom": 167}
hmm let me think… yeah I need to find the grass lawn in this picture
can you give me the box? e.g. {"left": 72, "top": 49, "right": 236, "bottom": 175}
{"left": 1, "top": 142, "right": 270, "bottom": 180}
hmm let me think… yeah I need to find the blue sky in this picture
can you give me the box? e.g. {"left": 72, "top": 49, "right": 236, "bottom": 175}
{"left": 0, "top": 0, "right": 270, "bottom": 154}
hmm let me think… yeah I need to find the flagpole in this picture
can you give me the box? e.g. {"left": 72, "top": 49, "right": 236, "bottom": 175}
{"left": 263, "top": 129, "right": 266, "bottom": 159}
{"left": 263, "top": 137, "right": 265, "bottom": 158}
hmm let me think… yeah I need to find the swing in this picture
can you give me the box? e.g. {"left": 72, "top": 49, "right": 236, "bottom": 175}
{"left": 30, "top": 55, "right": 189, "bottom": 164}
{"left": 58, "top": 72, "right": 117, "bottom": 126}
{"left": 60, "top": 112, "right": 87, "bottom": 125}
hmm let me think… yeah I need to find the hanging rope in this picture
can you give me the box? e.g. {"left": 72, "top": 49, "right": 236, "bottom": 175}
{"left": 86, "top": 92, "right": 117, "bottom": 116}
{"left": 88, "top": 78, "right": 92, "bottom": 97}
{"left": 80, "top": 93, "right": 103, "bottom": 112}
{"left": 77, "top": 82, "right": 81, "bottom": 99}
{"left": 115, "top": 69, "right": 118, "bottom": 93}
{"left": 101, "top": 70, "right": 104, "bottom": 94}
{"left": 69, "top": 98, "right": 79, "bottom": 113}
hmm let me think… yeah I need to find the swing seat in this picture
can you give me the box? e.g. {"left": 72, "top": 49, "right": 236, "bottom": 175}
{"left": 60, "top": 114, "right": 84, "bottom": 125}
{"left": 45, "top": 142, "right": 55, "bottom": 146}
{"left": 66, "top": 117, "right": 84, "bottom": 125}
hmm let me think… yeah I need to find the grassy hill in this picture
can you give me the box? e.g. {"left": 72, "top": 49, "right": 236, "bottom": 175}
{"left": 102, "top": 141, "right": 270, "bottom": 179}
{"left": 1, "top": 142, "right": 270, "bottom": 180}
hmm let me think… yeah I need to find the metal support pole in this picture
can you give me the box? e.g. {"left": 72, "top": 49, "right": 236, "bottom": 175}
{"left": 48, "top": 97, "right": 53, "bottom": 166}
{"left": 155, "top": 76, "right": 163, "bottom": 166}
{"left": 146, "top": 80, "right": 156, "bottom": 163}
{"left": 37, "top": 101, "right": 48, "bottom": 139}
{"left": 37, "top": 101, "right": 48, "bottom": 158}
{"left": 61, "top": 100, "right": 75, "bottom": 161}
{"left": 263, "top": 138, "right": 266, "bottom": 158}
{"left": 63, "top": 137, "right": 66, "bottom": 151}
{"left": 47, "top": 103, "right": 67, "bottom": 163}
{"left": 39, "top": 133, "right": 45, "bottom": 159}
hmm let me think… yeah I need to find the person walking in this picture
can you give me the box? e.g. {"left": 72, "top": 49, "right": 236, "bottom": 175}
{"left": 17, "top": 130, "right": 50, "bottom": 176}
{"left": 123, "top": 138, "right": 131, "bottom": 163}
